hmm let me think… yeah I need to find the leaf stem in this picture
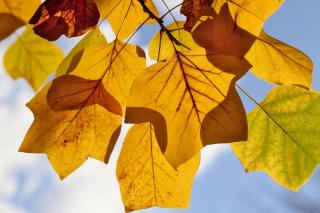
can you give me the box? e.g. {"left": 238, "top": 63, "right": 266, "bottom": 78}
{"left": 137, "top": 0, "right": 190, "bottom": 50}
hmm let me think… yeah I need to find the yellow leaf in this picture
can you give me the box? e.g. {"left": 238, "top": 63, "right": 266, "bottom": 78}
{"left": 232, "top": 85, "right": 320, "bottom": 191}
{"left": 149, "top": 21, "right": 198, "bottom": 61}
{"left": 56, "top": 28, "right": 107, "bottom": 77}
{"left": 4, "top": 26, "right": 64, "bottom": 90}
{"left": 117, "top": 123, "right": 200, "bottom": 211}
{"left": 95, "top": 0, "right": 159, "bottom": 40}
{"left": 213, "top": 0, "right": 284, "bottom": 36}
{"left": 126, "top": 47, "right": 237, "bottom": 167}
{"left": 20, "top": 84, "right": 121, "bottom": 179}
{"left": 246, "top": 30, "right": 313, "bottom": 88}
{"left": 20, "top": 40, "right": 146, "bottom": 178}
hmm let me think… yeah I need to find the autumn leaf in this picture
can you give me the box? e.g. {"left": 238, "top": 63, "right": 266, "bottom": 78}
{"left": 20, "top": 40, "right": 146, "bottom": 178}
{"left": 232, "top": 85, "right": 320, "bottom": 191}
{"left": 29, "top": 0, "right": 100, "bottom": 41}
{"left": 0, "top": 0, "right": 40, "bottom": 40}
{"left": 95, "top": 0, "right": 159, "bottom": 40}
{"left": 126, "top": 47, "right": 242, "bottom": 167}
{"left": 246, "top": 30, "right": 313, "bottom": 88}
{"left": 20, "top": 84, "right": 122, "bottom": 179}
{"left": 4, "top": 26, "right": 64, "bottom": 90}
{"left": 56, "top": 28, "right": 107, "bottom": 76}
{"left": 54, "top": 40, "right": 146, "bottom": 113}
{"left": 212, "top": 0, "right": 284, "bottom": 36}
{"left": 117, "top": 123, "right": 200, "bottom": 211}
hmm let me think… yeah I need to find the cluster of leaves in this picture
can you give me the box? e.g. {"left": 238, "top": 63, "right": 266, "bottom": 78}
{"left": 0, "top": 0, "right": 318, "bottom": 211}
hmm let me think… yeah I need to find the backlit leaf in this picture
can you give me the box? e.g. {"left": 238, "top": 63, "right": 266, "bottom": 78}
{"left": 232, "top": 85, "right": 320, "bottom": 191}
{"left": 29, "top": 0, "right": 100, "bottom": 41}
{"left": 4, "top": 26, "right": 64, "bottom": 90}
{"left": 20, "top": 84, "right": 122, "bottom": 179}
{"left": 20, "top": 40, "right": 146, "bottom": 178}
{"left": 117, "top": 123, "right": 200, "bottom": 212}
{"left": 246, "top": 30, "right": 313, "bottom": 88}
{"left": 126, "top": 47, "right": 238, "bottom": 167}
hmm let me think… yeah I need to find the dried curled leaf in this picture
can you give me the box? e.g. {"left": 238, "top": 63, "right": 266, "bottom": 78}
{"left": 20, "top": 40, "right": 146, "bottom": 178}
{"left": 180, "top": 0, "right": 213, "bottom": 31}
{"left": 246, "top": 30, "right": 313, "bottom": 88}
{"left": 117, "top": 123, "right": 200, "bottom": 212}
{"left": 232, "top": 85, "right": 320, "bottom": 191}
{"left": 4, "top": 26, "right": 64, "bottom": 90}
{"left": 29, "top": 0, "right": 100, "bottom": 41}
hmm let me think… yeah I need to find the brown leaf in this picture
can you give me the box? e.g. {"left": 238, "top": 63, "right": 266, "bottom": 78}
{"left": 29, "top": 0, "right": 100, "bottom": 41}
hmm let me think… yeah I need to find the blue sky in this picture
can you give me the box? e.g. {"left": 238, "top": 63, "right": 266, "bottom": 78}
{"left": 0, "top": 0, "right": 320, "bottom": 212}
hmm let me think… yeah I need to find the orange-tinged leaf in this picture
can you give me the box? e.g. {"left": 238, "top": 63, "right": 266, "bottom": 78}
{"left": 95, "top": 0, "right": 159, "bottom": 40}
{"left": 20, "top": 84, "right": 122, "bottom": 179}
{"left": 126, "top": 47, "right": 238, "bottom": 167}
{"left": 29, "top": 0, "right": 100, "bottom": 41}
{"left": 20, "top": 40, "right": 145, "bottom": 178}
{"left": 246, "top": 30, "right": 313, "bottom": 88}
{"left": 117, "top": 123, "right": 200, "bottom": 211}
{"left": 4, "top": 26, "right": 64, "bottom": 90}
